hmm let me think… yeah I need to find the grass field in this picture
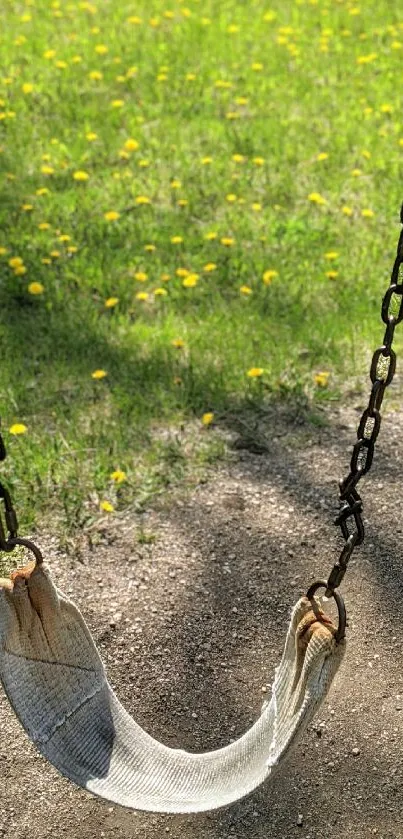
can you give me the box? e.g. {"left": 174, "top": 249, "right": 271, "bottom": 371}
{"left": 1, "top": 0, "right": 403, "bottom": 536}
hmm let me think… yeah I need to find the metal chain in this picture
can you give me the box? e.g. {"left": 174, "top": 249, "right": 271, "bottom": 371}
{"left": 324, "top": 204, "right": 403, "bottom": 597}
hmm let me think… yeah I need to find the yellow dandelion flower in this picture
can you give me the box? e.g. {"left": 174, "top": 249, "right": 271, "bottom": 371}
{"left": 232, "top": 154, "right": 245, "bottom": 163}
{"left": 89, "top": 70, "right": 103, "bottom": 81}
{"left": 314, "top": 371, "right": 330, "bottom": 387}
{"left": 221, "top": 237, "right": 234, "bottom": 246}
{"left": 67, "top": 246, "right": 78, "bottom": 254}
{"left": 227, "top": 24, "right": 239, "bottom": 33}
{"left": 9, "top": 423, "right": 27, "bottom": 435}
{"left": 0, "top": 247, "right": 7, "bottom": 255}
{"left": 204, "top": 231, "right": 218, "bottom": 240}
{"left": 41, "top": 165, "right": 54, "bottom": 175}
{"left": 183, "top": 273, "right": 199, "bottom": 287}
{"left": 43, "top": 49, "right": 56, "bottom": 59}
{"left": 226, "top": 193, "right": 237, "bottom": 203}
{"left": 201, "top": 156, "right": 213, "bottom": 165}
{"left": 73, "top": 170, "right": 90, "bottom": 181}
{"left": 362, "top": 208, "right": 375, "bottom": 218}
{"left": 138, "top": 159, "right": 150, "bottom": 168}
{"left": 21, "top": 203, "right": 33, "bottom": 211}
{"left": 105, "top": 297, "right": 119, "bottom": 308}
{"left": 8, "top": 256, "right": 23, "bottom": 268}
{"left": 144, "top": 244, "right": 156, "bottom": 252}
{"left": 341, "top": 206, "right": 353, "bottom": 216}
{"left": 172, "top": 338, "right": 185, "bottom": 348}
{"left": 111, "top": 100, "right": 124, "bottom": 108}
{"left": 55, "top": 61, "right": 68, "bottom": 70}
{"left": 100, "top": 500, "right": 114, "bottom": 513}
{"left": 326, "top": 271, "right": 339, "bottom": 279}
{"left": 324, "top": 251, "right": 339, "bottom": 260}
{"left": 247, "top": 367, "right": 264, "bottom": 378}
{"left": 308, "top": 192, "right": 327, "bottom": 205}
{"left": 14, "top": 265, "right": 27, "bottom": 276}
{"left": 316, "top": 152, "right": 329, "bottom": 162}
{"left": 95, "top": 44, "right": 108, "bottom": 54}
{"left": 240, "top": 285, "right": 252, "bottom": 295}
{"left": 22, "top": 83, "right": 34, "bottom": 95}
{"left": 161, "top": 273, "right": 171, "bottom": 282}
{"left": 351, "top": 168, "right": 362, "bottom": 177}
{"left": 170, "top": 179, "right": 181, "bottom": 189}
{"left": 253, "top": 157, "right": 265, "bottom": 166}
{"left": 92, "top": 369, "right": 107, "bottom": 379}
{"left": 203, "top": 263, "right": 217, "bottom": 272}
{"left": 72, "top": 55, "right": 82, "bottom": 64}
{"left": 41, "top": 258, "right": 51, "bottom": 265}
{"left": 50, "top": 250, "right": 60, "bottom": 258}
{"left": 136, "top": 292, "right": 149, "bottom": 301}
{"left": 124, "top": 138, "right": 139, "bottom": 152}
{"left": 362, "top": 149, "right": 371, "bottom": 159}
{"left": 110, "top": 470, "right": 127, "bottom": 483}
{"left": 154, "top": 287, "right": 168, "bottom": 296}
{"left": 135, "top": 195, "right": 151, "bottom": 205}
{"left": 252, "top": 202, "right": 262, "bottom": 212}
{"left": 86, "top": 131, "right": 97, "bottom": 141}
{"left": 134, "top": 272, "right": 148, "bottom": 282}
{"left": 380, "top": 103, "right": 393, "bottom": 114}
{"left": 28, "top": 282, "right": 44, "bottom": 295}
{"left": 58, "top": 234, "right": 71, "bottom": 242}
{"left": 127, "top": 15, "right": 142, "bottom": 24}
{"left": 38, "top": 222, "right": 51, "bottom": 230}
{"left": 226, "top": 112, "right": 240, "bottom": 120}
{"left": 251, "top": 62, "right": 263, "bottom": 71}
{"left": 171, "top": 235, "right": 183, "bottom": 244}
{"left": 36, "top": 188, "right": 50, "bottom": 196}
{"left": 202, "top": 412, "right": 214, "bottom": 425}
{"left": 177, "top": 198, "right": 188, "bottom": 206}
{"left": 357, "top": 53, "right": 377, "bottom": 64}
{"left": 263, "top": 269, "right": 278, "bottom": 285}
{"left": 104, "top": 210, "right": 120, "bottom": 221}
{"left": 176, "top": 268, "right": 189, "bottom": 278}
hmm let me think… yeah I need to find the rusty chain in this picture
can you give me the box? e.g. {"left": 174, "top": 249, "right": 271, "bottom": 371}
{"left": 324, "top": 204, "right": 403, "bottom": 599}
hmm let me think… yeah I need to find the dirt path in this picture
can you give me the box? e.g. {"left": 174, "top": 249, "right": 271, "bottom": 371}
{"left": 1, "top": 404, "right": 403, "bottom": 839}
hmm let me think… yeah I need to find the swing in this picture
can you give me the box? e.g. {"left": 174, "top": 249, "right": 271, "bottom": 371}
{"left": 0, "top": 208, "right": 401, "bottom": 814}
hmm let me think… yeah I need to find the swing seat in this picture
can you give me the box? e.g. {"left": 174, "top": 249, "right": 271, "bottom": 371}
{"left": 0, "top": 562, "right": 344, "bottom": 813}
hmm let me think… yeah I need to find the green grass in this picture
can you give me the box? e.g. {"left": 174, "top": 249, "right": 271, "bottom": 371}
{"left": 0, "top": 0, "right": 403, "bottom": 535}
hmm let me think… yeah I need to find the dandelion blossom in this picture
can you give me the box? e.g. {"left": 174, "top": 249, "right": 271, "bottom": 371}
{"left": 308, "top": 192, "right": 327, "bottom": 205}
{"left": 314, "top": 371, "right": 330, "bottom": 387}
{"left": 110, "top": 470, "right": 126, "bottom": 483}
{"left": 240, "top": 285, "right": 252, "bottom": 295}
{"left": 263, "top": 269, "right": 278, "bottom": 285}
{"left": 91, "top": 369, "right": 108, "bottom": 379}
{"left": 28, "top": 282, "right": 44, "bottom": 295}
{"left": 135, "top": 195, "right": 151, "bottom": 205}
{"left": 171, "top": 338, "right": 185, "bottom": 348}
{"left": 324, "top": 251, "right": 339, "bottom": 260}
{"left": 203, "top": 263, "right": 217, "bottom": 272}
{"left": 9, "top": 423, "right": 27, "bottom": 435}
{"left": 171, "top": 235, "right": 183, "bottom": 244}
{"left": 136, "top": 291, "right": 149, "bottom": 301}
{"left": 100, "top": 500, "right": 114, "bottom": 512}
{"left": 124, "top": 138, "right": 139, "bottom": 151}
{"left": 105, "top": 297, "right": 119, "bottom": 308}
{"left": 73, "top": 170, "right": 90, "bottom": 181}
{"left": 362, "top": 208, "right": 374, "bottom": 218}
{"left": 183, "top": 273, "right": 199, "bottom": 287}
{"left": 202, "top": 412, "right": 214, "bottom": 425}
{"left": 247, "top": 367, "right": 264, "bottom": 378}
{"left": 104, "top": 210, "right": 120, "bottom": 221}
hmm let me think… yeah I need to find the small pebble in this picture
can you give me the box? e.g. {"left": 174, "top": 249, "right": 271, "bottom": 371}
{"left": 297, "top": 813, "right": 304, "bottom": 826}
{"left": 352, "top": 747, "right": 360, "bottom": 756}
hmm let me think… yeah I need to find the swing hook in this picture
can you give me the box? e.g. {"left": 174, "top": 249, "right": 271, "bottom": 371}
{"left": 306, "top": 580, "right": 346, "bottom": 644}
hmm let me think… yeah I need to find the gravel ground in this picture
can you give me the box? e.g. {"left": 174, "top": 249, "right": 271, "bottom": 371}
{"left": 1, "top": 403, "right": 403, "bottom": 838}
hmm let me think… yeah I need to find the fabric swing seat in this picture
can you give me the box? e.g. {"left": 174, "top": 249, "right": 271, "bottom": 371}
{"left": 0, "top": 561, "right": 344, "bottom": 813}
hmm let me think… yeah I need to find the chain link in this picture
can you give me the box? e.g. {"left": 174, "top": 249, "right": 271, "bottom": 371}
{"left": 324, "top": 204, "right": 403, "bottom": 597}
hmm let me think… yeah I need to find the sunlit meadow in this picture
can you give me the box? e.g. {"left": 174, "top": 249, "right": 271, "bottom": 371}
{"left": 1, "top": 0, "right": 403, "bottom": 533}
